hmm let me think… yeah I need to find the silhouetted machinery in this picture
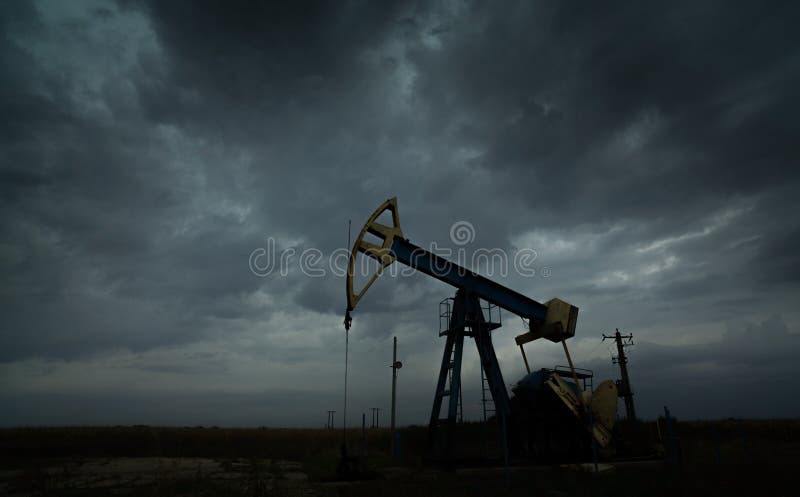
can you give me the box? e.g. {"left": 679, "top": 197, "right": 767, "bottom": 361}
{"left": 344, "top": 198, "right": 618, "bottom": 461}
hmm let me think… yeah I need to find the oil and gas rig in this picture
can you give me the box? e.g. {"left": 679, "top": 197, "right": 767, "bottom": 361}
{"left": 344, "top": 198, "right": 619, "bottom": 462}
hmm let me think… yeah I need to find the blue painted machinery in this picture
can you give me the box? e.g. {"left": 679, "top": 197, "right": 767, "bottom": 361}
{"left": 344, "top": 198, "right": 614, "bottom": 460}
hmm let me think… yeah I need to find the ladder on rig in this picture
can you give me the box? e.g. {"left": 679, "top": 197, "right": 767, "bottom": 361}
{"left": 431, "top": 299, "right": 466, "bottom": 430}
{"left": 445, "top": 350, "right": 464, "bottom": 423}
{"left": 481, "top": 359, "right": 495, "bottom": 422}
{"left": 431, "top": 294, "right": 504, "bottom": 461}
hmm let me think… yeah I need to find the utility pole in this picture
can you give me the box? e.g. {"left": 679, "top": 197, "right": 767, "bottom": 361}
{"left": 603, "top": 329, "right": 636, "bottom": 421}
{"left": 327, "top": 410, "right": 336, "bottom": 429}
{"left": 370, "top": 407, "right": 382, "bottom": 428}
{"left": 390, "top": 336, "right": 402, "bottom": 455}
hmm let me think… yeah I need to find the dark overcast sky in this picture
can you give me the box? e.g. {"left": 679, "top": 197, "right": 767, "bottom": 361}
{"left": 2, "top": 0, "right": 799, "bottom": 427}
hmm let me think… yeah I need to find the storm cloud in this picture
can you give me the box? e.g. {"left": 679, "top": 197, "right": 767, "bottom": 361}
{"left": 1, "top": 0, "right": 799, "bottom": 426}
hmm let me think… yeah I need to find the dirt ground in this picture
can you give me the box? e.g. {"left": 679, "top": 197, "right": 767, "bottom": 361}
{"left": 0, "top": 421, "right": 796, "bottom": 496}
{"left": 1, "top": 456, "right": 794, "bottom": 497}
{"left": 0, "top": 457, "right": 311, "bottom": 496}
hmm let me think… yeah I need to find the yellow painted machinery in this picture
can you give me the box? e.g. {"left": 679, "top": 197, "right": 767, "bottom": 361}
{"left": 345, "top": 197, "right": 617, "bottom": 459}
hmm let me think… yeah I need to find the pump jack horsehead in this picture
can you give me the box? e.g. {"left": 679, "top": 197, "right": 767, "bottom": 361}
{"left": 344, "top": 197, "right": 618, "bottom": 456}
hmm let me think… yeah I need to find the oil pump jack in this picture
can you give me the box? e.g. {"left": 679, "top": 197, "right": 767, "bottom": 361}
{"left": 344, "top": 198, "right": 617, "bottom": 459}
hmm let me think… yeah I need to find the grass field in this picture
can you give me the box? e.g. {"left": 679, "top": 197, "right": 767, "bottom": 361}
{"left": 0, "top": 419, "right": 796, "bottom": 496}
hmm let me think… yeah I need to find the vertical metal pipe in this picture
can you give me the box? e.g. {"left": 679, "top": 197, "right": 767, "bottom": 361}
{"left": 561, "top": 339, "right": 585, "bottom": 409}
{"left": 501, "top": 411, "right": 510, "bottom": 482}
{"left": 391, "top": 336, "right": 398, "bottom": 456}
{"left": 589, "top": 410, "right": 599, "bottom": 474}
{"left": 519, "top": 344, "right": 531, "bottom": 374}
{"left": 343, "top": 329, "right": 349, "bottom": 445}
{"left": 361, "top": 412, "right": 366, "bottom": 463}
{"left": 343, "top": 219, "right": 351, "bottom": 447}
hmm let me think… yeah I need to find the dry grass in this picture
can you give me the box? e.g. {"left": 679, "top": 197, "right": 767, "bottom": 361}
{"left": 0, "top": 419, "right": 797, "bottom": 496}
